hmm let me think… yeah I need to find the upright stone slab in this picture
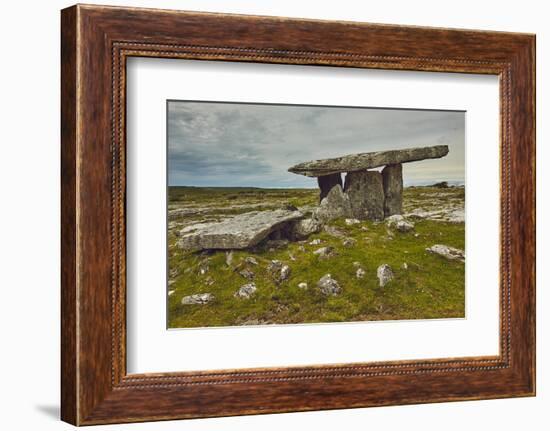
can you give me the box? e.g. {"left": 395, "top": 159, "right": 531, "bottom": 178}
{"left": 382, "top": 163, "right": 403, "bottom": 216}
{"left": 344, "top": 170, "right": 384, "bottom": 221}
{"left": 317, "top": 173, "right": 343, "bottom": 201}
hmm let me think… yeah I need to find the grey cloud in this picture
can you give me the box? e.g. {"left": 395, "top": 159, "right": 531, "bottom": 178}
{"left": 168, "top": 101, "right": 465, "bottom": 188}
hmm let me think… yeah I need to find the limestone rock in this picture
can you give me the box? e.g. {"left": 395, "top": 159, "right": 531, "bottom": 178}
{"left": 386, "top": 215, "right": 414, "bottom": 232}
{"left": 309, "top": 238, "right": 322, "bottom": 245}
{"left": 177, "top": 209, "right": 303, "bottom": 251}
{"left": 234, "top": 283, "right": 257, "bottom": 299}
{"left": 312, "top": 184, "right": 353, "bottom": 223}
{"left": 298, "top": 282, "right": 308, "bottom": 290}
{"left": 317, "top": 173, "right": 343, "bottom": 201}
{"left": 317, "top": 274, "right": 342, "bottom": 296}
{"left": 356, "top": 268, "right": 366, "bottom": 279}
{"left": 267, "top": 260, "right": 291, "bottom": 283}
{"left": 382, "top": 163, "right": 403, "bottom": 216}
{"left": 288, "top": 145, "right": 449, "bottom": 177}
{"left": 313, "top": 246, "right": 336, "bottom": 259}
{"left": 342, "top": 238, "right": 357, "bottom": 248}
{"left": 377, "top": 264, "right": 394, "bottom": 287}
{"left": 426, "top": 244, "right": 465, "bottom": 263}
{"left": 181, "top": 293, "right": 215, "bottom": 305}
{"left": 244, "top": 256, "right": 258, "bottom": 265}
{"left": 344, "top": 170, "right": 384, "bottom": 221}
{"left": 280, "top": 264, "right": 291, "bottom": 281}
{"left": 238, "top": 268, "right": 255, "bottom": 280}
{"left": 290, "top": 217, "right": 321, "bottom": 240}
{"left": 345, "top": 218, "right": 361, "bottom": 225}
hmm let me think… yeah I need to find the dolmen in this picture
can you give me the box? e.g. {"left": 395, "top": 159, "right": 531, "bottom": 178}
{"left": 288, "top": 145, "right": 449, "bottom": 221}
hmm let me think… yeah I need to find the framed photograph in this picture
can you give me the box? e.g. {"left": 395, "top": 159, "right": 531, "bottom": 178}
{"left": 61, "top": 4, "right": 535, "bottom": 425}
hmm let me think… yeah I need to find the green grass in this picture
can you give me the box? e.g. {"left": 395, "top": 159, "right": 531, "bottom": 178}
{"left": 167, "top": 186, "right": 465, "bottom": 328}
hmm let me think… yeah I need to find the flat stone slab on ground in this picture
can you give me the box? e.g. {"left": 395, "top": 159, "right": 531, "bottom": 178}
{"left": 177, "top": 209, "right": 303, "bottom": 251}
{"left": 288, "top": 145, "right": 449, "bottom": 177}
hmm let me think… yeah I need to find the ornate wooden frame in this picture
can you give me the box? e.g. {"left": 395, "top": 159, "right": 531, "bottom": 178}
{"left": 61, "top": 4, "right": 536, "bottom": 425}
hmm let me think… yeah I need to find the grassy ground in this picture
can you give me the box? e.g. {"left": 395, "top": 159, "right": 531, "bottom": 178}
{"left": 167, "top": 186, "right": 465, "bottom": 328}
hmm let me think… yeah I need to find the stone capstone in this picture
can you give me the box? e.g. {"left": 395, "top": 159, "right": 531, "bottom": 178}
{"left": 288, "top": 145, "right": 449, "bottom": 177}
{"left": 177, "top": 209, "right": 303, "bottom": 251}
{"left": 344, "top": 170, "right": 384, "bottom": 221}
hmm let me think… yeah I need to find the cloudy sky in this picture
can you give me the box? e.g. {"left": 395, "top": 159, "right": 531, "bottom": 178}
{"left": 168, "top": 101, "right": 465, "bottom": 188}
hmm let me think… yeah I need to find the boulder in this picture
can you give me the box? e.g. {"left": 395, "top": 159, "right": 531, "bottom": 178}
{"left": 317, "top": 173, "right": 343, "bottom": 201}
{"left": 288, "top": 145, "right": 449, "bottom": 177}
{"left": 234, "top": 283, "right": 257, "bottom": 299}
{"left": 386, "top": 214, "right": 414, "bottom": 232}
{"left": 290, "top": 217, "right": 321, "bottom": 239}
{"left": 181, "top": 293, "right": 215, "bottom": 305}
{"left": 313, "top": 246, "right": 336, "bottom": 259}
{"left": 382, "top": 163, "right": 403, "bottom": 216}
{"left": 317, "top": 274, "right": 342, "bottom": 296}
{"left": 344, "top": 170, "right": 384, "bottom": 221}
{"left": 426, "top": 244, "right": 465, "bottom": 262}
{"left": 177, "top": 209, "right": 303, "bottom": 251}
{"left": 312, "top": 184, "right": 353, "bottom": 223}
{"left": 377, "top": 264, "right": 394, "bottom": 287}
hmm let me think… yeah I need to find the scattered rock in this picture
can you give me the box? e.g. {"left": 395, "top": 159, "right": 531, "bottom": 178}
{"left": 238, "top": 269, "right": 255, "bottom": 280}
{"left": 352, "top": 261, "right": 362, "bottom": 268}
{"left": 267, "top": 260, "right": 291, "bottom": 284}
{"left": 324, "top": 225, "right": 346, "bottom": 238}
{"left": 203, "top": 276, "right": 215, "bottom": 286}
{"left": 312, "top": 184, "right": 353, "bottom": 223}
{"left": 342, "top": 238, "right": 357, "bottom": 248}
{"left": 356, "top": 268, "right": 366, "bottom": 279}
{"left": 361, "top": 226, "right": 369, "bottom": 232}
{"left": 402, "top": 262, "right": 408, "bottom": 270}
{"left": 181, "top": 293, "right": 215, "bottom": 305}
{"left": 177, "top": 209, "right": 303, "bottom": 251}
{"left": 313, "top": 246, "right": 336, "bottom": 259}
{"left": 345, "top": 218, "right": 361, "bottom": 225}
{"left": 309, "top": 238, "right": 322, "bottom": 245}
{"left": 280, "top": 265, "right": 291, "bottom": 281}
{"left": 298, "top": 282, "right": 308, "bottom": 290}
{"left": 234, "top": 283, "right": 257, "bottom": 299}
{"left": 225, "top": 251, "right": 234, "bottom": 266}
{"left": 168, "top": 290, "right": 175, "bottom": 297}
{"left": 317, "top": 274, "right": 342, "bottom": 296}
{"left": 377, "top": 264, "right": 394, "bottom": 287}
{"left": 291, "top": 217, "right": 322, "bottom": 239}
{"left": 198, "top": 260, "right": 209, "bottom": 275}
{"left": 386, "top": 214, "right": 414, "bottom": 232}
{"left": 426, "top": 244, "right": 465, "bottom": 263}
{"left": 244, "top": 256, "right": 258, "bottom": 265}
{"left": 288, "top": 253, "right": 296, "bottom": 261}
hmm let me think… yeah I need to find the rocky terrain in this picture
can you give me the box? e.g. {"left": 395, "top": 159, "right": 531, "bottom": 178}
{"left": 167, "top": 184, "right": 465, "bottom": 328}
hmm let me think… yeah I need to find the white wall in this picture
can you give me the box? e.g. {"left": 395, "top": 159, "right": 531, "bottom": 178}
{"left": 0, "top": 0, "right": 546, "bottom": 429}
